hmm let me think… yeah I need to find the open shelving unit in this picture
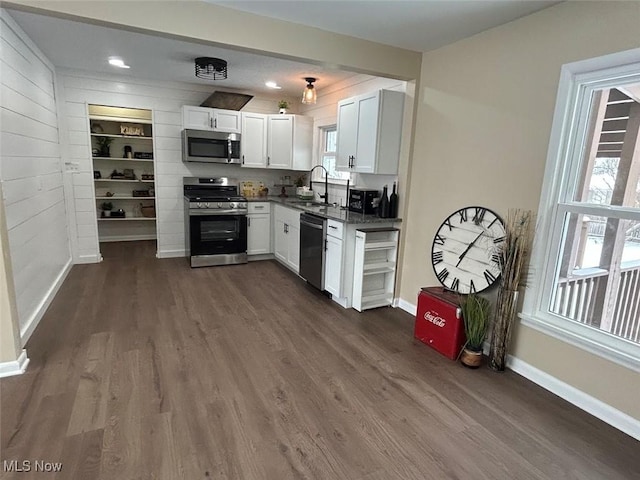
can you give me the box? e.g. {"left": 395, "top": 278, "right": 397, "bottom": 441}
{"left": 352, "top": 227, "right": 399, "bottom": 312}
{"left": 89, "top": 105, "right": 157, "bottom": 242}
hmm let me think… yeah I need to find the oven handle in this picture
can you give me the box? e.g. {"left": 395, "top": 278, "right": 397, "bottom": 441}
{"left": 189, "top": 209, "right": 248, "bottom": 216}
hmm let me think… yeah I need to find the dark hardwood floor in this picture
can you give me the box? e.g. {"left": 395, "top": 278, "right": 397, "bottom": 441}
{"left": 1, "top": 241, "right": 638, "bottom": 479}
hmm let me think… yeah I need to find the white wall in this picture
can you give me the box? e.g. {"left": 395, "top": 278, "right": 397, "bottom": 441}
{"left": 57, "top": 69, "right": 307, "bottom": 259}
{"left": 0, "top": 10, "right": 71, "bottom": 341}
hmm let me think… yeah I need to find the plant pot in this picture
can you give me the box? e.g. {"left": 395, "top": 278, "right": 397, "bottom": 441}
{"left": 460, "top": 348, "right": 483, "bottom": 369}
{"left": 279, "top": 108, "right": 287, "bottom": 114}
{"left": 103, "top": 210, "right": 111, "bottom": 217}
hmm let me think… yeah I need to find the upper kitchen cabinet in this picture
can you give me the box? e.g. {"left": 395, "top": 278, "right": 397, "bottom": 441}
{"left": 241, "top": 113, "right": 312, "bottom": 171}
{"left": 182, "top": 105, "right": 241, "bottom": 133}
{"left": 336, "top": 89, "right": 404, "bottom": 175}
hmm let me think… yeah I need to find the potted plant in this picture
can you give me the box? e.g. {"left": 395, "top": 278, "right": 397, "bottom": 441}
{"left": 100, "top": 201, "right": 113, "bottom": 217}
{"left": 96, "top": 136, "right": 113, "bottom": 157}
{"left": 460, "top": 294, "right": 491, "bottom": 368}
{"left": 278, "top": 100, "right": 289, "bottom": 114}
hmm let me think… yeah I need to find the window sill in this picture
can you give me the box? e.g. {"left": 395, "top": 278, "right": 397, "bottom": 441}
{"left": 518, "top": 311, "right": 640, "bottom": 373}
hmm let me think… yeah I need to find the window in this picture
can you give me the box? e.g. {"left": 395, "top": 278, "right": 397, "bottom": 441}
{"left": 315, "top": 126, "right": 350, "bottom": 182}
{"left": 522, "top": 50, "right": 640, "bottom": 369}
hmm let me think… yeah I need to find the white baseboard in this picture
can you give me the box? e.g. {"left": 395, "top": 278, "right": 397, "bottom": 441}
{"left": 20, "top": 259, "right": 72, "bottom": 344}
{"left": 507, "top": 355, "right": 640, "bottom": 441}
{"left": 0, "top": 349, "right": 29, "bottom": 378}
{"left": 156, "top": 249, "right": 186, "bottom": 259}
{"left": 397, "top": 298, "right": 417, "bottom": 316}
{"left": 75, "top": 253, "right": 101, "bottom": 264}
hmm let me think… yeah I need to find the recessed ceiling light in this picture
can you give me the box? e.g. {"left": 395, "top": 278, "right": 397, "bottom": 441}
{"left": 265, "top": 81, "right": 281, "bottom": 89}
{"left": 108, "top": 57, "right": 130, "bottom": 69}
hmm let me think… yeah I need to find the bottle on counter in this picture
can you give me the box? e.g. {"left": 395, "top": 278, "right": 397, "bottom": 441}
{"left": 378, "top": 185, "right": 390, "bottom": 218}
{"left": 389, "top": 182, "right": 398, "bottom": 218}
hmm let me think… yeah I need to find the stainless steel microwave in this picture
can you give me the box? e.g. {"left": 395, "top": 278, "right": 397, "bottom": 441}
{"left": 182, "top": 129, "right": 241, "bottom": 164}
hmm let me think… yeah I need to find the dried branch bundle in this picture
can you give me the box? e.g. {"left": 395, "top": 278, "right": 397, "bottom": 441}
{"left": 489, "top": 209, "right": 535, "bottom": 371}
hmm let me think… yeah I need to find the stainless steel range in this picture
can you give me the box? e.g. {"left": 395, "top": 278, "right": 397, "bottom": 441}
{"left": 184, "top": 177, "right": 248, "bottom": 267}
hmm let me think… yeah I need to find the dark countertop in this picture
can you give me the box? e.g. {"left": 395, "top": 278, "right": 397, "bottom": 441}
{"left": 246, "top": 196, "right": 402, "bottom": 225}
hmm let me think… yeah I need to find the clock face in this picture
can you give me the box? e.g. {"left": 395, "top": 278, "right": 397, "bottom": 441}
{"left": 431, "top": 206, "right": 505, "bottom": 294}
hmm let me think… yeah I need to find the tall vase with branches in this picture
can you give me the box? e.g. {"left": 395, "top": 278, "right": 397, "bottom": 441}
{"left": 489, "top": 209, "right": 535, "bottom": 371}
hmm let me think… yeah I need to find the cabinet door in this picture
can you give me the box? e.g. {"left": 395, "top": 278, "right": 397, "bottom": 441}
{"left": 274, "top": 218, "right": 288, "bottom": 264}
{"left": 247, "top": 213, "right": 271, "bottom": 255}
{"left": 268, "top": 115, "right": 293, "bottom": 169}
{"left": 183, "top": 106, "right": 213, "bottom": 130}
{"left": 353, "top": 92, "right": 380, "bottom": 173}
{"left": 241, "top": 113, "right": 267, "bottom": 168}
{"left": 213, "top": 109, "right": 241, "bottom": 133}
{"left": 336, "top": 98, "right": 357, "bottom": 170}
{"left": 324, "top": 235, "right": 343, "bottom": 297}
{"left": 287, "top": 222, "right": 300, "bottom": 273}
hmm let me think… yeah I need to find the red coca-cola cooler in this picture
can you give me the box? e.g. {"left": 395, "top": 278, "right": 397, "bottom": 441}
{"left": 414, "top": 286, "right": 465, "bottom": 360}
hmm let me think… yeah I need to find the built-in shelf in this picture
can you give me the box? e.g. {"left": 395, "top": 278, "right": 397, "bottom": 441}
{"left": 98, "top": 217, "right": 156, "bottom": 221}
{"left": 353, "top": 228, "right": 399, "bottom": 312}
{"left": 96, "top": 196, "right": 155, "bottom": 200}
{"left": 94, "top": 179, "right": 154, "bottom": 183}
{"left": 92, "top": 157, "right": 154, "bottom": 162}
{"left": 91, "top": 133, "right": 153, "bottom": 139}
{"left": 90, "top": 104, "right": 156, "bottom": 243}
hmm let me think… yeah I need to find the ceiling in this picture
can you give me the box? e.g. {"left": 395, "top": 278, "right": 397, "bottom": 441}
{"left": 210, "top": 0, "right": 561, "bottom": 52}
{"left": 7, "top": 1, "right": 560, "bottom": 98}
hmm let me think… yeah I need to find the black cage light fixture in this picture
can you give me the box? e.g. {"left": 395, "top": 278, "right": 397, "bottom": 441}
{"left": 195, "top": 57, "right": 228, "bottom": 80}
{"left": 301, "top": 77, "right": 317, "bottom": 104}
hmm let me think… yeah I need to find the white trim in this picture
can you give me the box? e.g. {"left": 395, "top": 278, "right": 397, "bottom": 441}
{"left": 20, "top": 260, "right": 72, "bottom": 344}
{"left": 507, "top": 355, "right": 640, "bottom": 442}
{"left": 156, "top": 248, "right": 186, "bottom": 259}
{"left": 0, "top": 350, "right": 29, "bottom": 378}
{"left": 397, "top": 298, "right": 417, "bottom": 316}
{"left": 75, "top": 253, "right": 102, "bottom": 264}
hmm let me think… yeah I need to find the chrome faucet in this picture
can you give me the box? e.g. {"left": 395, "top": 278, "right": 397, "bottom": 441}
{"left": 309, "top": 165, "right": 329, "bottom": 205}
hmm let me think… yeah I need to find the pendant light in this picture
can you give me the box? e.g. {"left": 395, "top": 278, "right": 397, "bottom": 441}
{"left": 301, "top": 77, "right": 317, "bottom": 104}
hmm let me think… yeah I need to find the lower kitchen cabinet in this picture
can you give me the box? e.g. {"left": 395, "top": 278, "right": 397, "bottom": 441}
{"left": 273, "top": 204, "right": 300, "bottom": 273}
{"left": 352, "top": 227, "right": 399, "bottom": 312}
{"left": 247, "top": 202, "right": 271, "bottom": 255}
{"left": 324, "top": 219, "right": 344, "bottom": 298}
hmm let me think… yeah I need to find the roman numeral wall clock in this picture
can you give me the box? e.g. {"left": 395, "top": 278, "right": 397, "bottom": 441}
{"left": 430, "top": 206, "right": 506, "bottom": 294}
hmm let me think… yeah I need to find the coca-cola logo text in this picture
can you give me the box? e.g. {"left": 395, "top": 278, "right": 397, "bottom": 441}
{"left": 424, "top": 310, "right": 446, "bottom": 327}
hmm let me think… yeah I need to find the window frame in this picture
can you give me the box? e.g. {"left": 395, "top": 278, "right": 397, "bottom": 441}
{"left": 521, "top": 48, "right": 640, "bottom": 372}
{"left": 313, "top": 124, "right": 350, "bottom": 184}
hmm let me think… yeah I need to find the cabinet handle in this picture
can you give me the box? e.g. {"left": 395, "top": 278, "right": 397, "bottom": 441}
{"left": 214, "top": 118, "right": 217, "bottom": 129}
{"left": 242, "top": 155, "right": 245, "bottom": 165}
{"left": 255, "top": 206, "right": 264, "bottom": 209}
{"left": 329, "top": 225, "right": 337, "bottom": 229}
{"left": 210, "top": 117, "right": 213, "bottom": 128}
{"left": 248, "top": 217, "right": 251, "bottom": 227}
{"left": 267, "top": 156, "right": 270, "bottom": 166}
{"left": 324, "top": 239, "right": 328, "bottom": 252}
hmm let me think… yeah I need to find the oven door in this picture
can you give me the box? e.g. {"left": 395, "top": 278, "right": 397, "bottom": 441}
{"left": 188, "top": 211, "right": 247, "bottom": 266}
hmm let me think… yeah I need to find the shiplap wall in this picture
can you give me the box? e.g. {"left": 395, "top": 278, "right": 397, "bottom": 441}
{"left": 0, "top": 10, "right": 71, "bottom": 340}
{"left": 57, "top": 69, "right": 301, "bottom": 259}
{"left": 301, "top": 74, "right": 408, "bottom": 206}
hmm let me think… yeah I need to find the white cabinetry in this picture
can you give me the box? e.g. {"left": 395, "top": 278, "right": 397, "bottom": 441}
{"left": 89, "top": 105, "right": 156, "bottom": 243}
{"left": 247, "top": 202, "right": 271, "bottom": 255}
{"left": 182, "top": 105, "right": 241, "bottom": 133}
{"left": 274, "top": 204, "right": 300, "bottom": 272}
{"left": 324, "top": 220, "right": 344, "bottom": 298}
{"left": 352, "top": 228, "right": 399, "bottom": 312}
{"left": 241, "top": 113, "right": 268, "bottom": 168}
{"left": 336, "top": 89, "right": 404, "bottom": 174}
{"left": 241, "top": 113, "right": 312, "bottom": 170}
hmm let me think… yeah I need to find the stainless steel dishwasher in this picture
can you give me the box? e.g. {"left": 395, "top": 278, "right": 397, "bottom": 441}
{"left": 299, "top": 213, "right": 326, "bottom": 291}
